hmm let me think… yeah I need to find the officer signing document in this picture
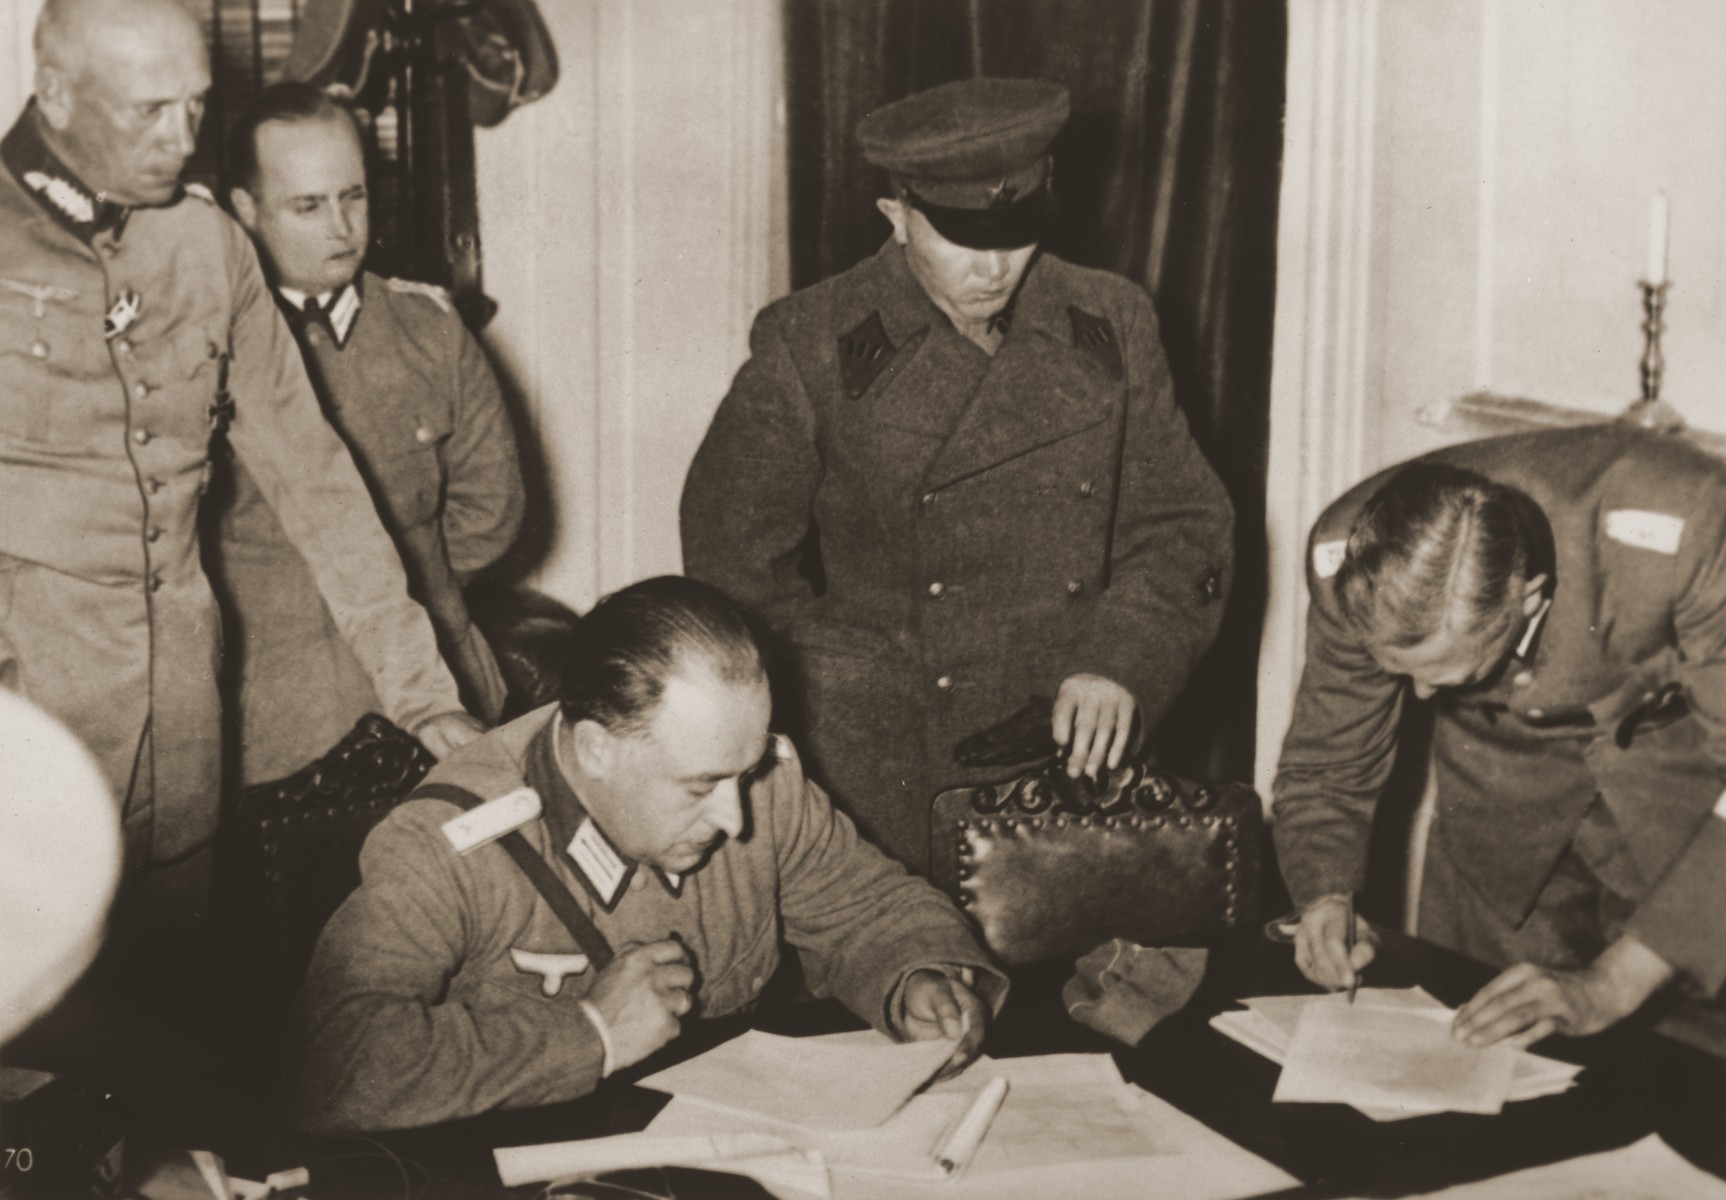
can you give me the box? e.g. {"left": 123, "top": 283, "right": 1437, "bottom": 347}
{"left": 291, "top": 576, "right": 1005, "bottom": 1133}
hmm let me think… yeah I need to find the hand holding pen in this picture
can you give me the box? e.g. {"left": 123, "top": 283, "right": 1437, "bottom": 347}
{"left": 1290, "top": 893, "right": 1379, "bottom": 995}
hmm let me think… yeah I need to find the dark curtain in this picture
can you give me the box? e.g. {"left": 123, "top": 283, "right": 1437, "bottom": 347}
{"left": 784, "top": 0, "right": 1285, "bottom": 782}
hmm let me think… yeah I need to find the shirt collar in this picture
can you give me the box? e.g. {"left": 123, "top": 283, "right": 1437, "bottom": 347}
{"left": 277, "top": 279, "right": 363, "bottom": 348}
{"left": 2, "top": 102, "right": 136, "bottom": 243}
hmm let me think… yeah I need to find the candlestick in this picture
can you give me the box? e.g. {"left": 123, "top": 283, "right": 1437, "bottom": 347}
{"left": 1646, "top": 192, "right": 1669, "bottom": 287}
{"left": 1621, "top": 279, "right": 1686, "bottom": 433}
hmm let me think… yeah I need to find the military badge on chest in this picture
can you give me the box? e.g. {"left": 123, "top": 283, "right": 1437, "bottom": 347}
{"left": 509, "top": 947, "right": 590, "bottom": 997}
{"left": 103, "top": 289, "right": 140, "bottom": 341}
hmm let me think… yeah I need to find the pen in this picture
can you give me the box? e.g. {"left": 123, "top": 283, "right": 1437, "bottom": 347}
{"left": 934, "top": 1076, "right": 1010, "bottom": 1175}
{"left": 1344, "top": 893, "right": 1358, "bottom": 1005}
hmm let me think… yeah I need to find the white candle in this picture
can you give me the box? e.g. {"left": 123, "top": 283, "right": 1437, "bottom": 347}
{"left": 1646, "top": 191, "right": 1669, "bottom": 285}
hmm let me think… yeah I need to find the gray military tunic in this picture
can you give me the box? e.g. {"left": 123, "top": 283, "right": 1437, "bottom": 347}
{"left": 683, "top": 241, "right": 1233, "bottom": 872}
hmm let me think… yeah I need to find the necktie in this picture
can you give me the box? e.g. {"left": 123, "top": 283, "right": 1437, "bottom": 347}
{"left": 299, "top": 294, "right": 335, "bottom": 340}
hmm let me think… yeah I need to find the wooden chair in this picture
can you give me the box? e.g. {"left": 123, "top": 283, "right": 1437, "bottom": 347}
{"left": 929, "top": 761, "right": 1264, "bottom": 966}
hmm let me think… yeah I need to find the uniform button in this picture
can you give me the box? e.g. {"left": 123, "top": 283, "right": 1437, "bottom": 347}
{"left": 132, "top": 382, "right": 150, "bottom": 400}
{"left": 1512, "top": 671, "right": 1533, "bottom": 688}
{"left": 30, "top": 340, "right": 47, "bottom": 358}
{"left": 750, "top": 975, "right": 765, "bottom": 992}
{"left": 1065, "top": 579, "right": 1084, "bottom": 596}
{"left": 629, "top": 872, "right": 647, "bottom": 892}
{"left": 148, "top": 574, "right": 163, "bottom": 593}
{"left": 415, "top": 426, "right": 436, "bottom": 445}
{"left": 131, "top": 427, "right": 151, "bottom": 445}
{"left": 928, "top": 581, "right": 946, "bottom": 598}
{"left": 935, "top": 675, "right": 954, "bottom": 692}
{"left": 1078, "top": 480, "right": 1095, "bottom": 498}
{"left": 147, "top": 526, "right": 162, "bottom": 543}
{"left": 146, "top": 478, "right": 163, "bottom": 495}
{"left": 100, "top": 241, "right": 120, "bottom": 258}
{"left": 1527, "top": 708, "right": 1546, "bottom": 720}
{"left": 115, "top": 338, "right": 133, "bottom": 355}
{"left": 921, "top": 492, "right": 937, "bottom": 507}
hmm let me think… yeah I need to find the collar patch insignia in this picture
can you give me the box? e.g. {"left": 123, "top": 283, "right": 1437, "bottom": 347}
{"left": 567, "top": 816, "right": 633, "bottom": 911}
{"left": 23, "top": 170, "right": 94, "bottom": 224}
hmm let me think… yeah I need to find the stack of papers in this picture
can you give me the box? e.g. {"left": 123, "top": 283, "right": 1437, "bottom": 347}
{"left": 1210, "top": 987, "right": 1581, "bottom": 1120}
{"left": 646, "top": 1045, "right": 1177, "bottom": 1184}
{"left": 496, "top": 1029, "right": 1301, "bottom": 1200}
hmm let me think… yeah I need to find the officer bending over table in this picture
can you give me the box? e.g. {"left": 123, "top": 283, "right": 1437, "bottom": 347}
{"left": 291, "top": 576, "right": 1005, "bottom": 1133}
{"left": 1275, "top": 426, "right": 1726, "bottom": 1047}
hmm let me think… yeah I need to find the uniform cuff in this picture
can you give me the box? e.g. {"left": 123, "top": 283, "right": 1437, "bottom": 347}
{"left": 578, "top": 1000, "right": 616, "bottom": 1077}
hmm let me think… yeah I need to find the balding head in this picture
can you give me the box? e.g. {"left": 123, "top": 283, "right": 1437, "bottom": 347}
{"left": 33, "top": 0, "right": 209, "bottom": 206}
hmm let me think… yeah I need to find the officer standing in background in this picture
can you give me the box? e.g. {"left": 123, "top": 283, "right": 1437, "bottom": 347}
{"left": 1276, "top": 426, "right": 1726, "bottom": 1046}
{"left": 0, "top": 0, "right": 479, "bottom": 1017}
{"left": 681, "top": 78, "right": 1233, "bottom": 873}
{"left": 221, "top": 82, "right": 524, "bottom": 785}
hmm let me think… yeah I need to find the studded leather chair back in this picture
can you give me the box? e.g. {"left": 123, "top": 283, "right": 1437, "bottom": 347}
{"left": 929, "top": 761, "right": 1262, "bottom": 966}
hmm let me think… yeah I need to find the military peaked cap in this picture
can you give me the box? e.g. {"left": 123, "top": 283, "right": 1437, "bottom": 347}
{"left": 858, "top": 78, "right": 1070, "bottom": 249}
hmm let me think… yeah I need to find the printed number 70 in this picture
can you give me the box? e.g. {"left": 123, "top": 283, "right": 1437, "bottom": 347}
{"left": 3, "top": 1148, "right": 33, "bottom": 1172}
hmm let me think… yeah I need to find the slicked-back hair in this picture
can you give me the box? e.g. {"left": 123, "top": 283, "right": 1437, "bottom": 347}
{"left": 560, "top": 576, "right": 766, "bottom": 736}
{"left": 1334, "top": 463, "right": 1538, "bottom": 651}
{"left": 227, "top": 81, "right": 361, "bottom": 197}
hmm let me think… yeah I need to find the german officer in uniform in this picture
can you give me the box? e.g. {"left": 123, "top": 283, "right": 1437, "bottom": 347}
{"left": 291, "top": 576, "right": 1004, "bottom": 1133}
{"left": 1275, "top": 425, "right": 1726, "bottom": 1046}
{"left": 681, "top": 79, "right": 1233, "bottom": 873}
{"left": 0, "top": 0, "right": 478, "bottom": 1000}
{"left": 221, "top": 83, "right": 525, "bottom": 785}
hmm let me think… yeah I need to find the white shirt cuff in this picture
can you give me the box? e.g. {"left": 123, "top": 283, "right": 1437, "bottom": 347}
{"left": 578, "top": 999, "right": 616, "bottom": 1078}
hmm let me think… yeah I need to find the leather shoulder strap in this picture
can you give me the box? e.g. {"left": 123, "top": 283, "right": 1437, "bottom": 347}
{"left": 414, "top": 782, "right": 616, "bottom": 970}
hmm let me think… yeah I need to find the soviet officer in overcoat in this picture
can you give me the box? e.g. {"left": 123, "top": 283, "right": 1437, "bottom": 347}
{"left": 681, "top": 79, "right": 1233, "bottom": 873}
{"left": 1276, "top": 425, "right": 1726, "bottom": 1046}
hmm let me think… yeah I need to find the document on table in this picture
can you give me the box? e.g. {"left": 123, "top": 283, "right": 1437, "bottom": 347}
{"left": 647, "top": 1050, "right": 1177, "bottom": 1182}
{"left": 642, "top": 1039, "right": 1297, "bottom": 1200}
{"left": 1272, "top": 1000, "right": 1518, "bottom": 1115}
{"left": 1386, "top": 1134, "right": 1726, "bottom": 1199}
{"left": 1213, "top": 988, "right": 1582, "bottom": 1120}
{"left": 637, "top": 1029, "right": 958, "bottom": 1130}
{"left": 500, "top": 1032, "right": 1295, "bottom": 1200}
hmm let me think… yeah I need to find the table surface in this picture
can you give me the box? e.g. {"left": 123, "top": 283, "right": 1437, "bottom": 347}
{"left": 146, "top": 931, "right": 1726, "bottom": 1199}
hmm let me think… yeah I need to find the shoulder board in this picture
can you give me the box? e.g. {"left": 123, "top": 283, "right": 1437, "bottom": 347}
{"left": 1604, "top": 509, "right": 1683, "bottom": 556}
{"left": 183, "top": 182, "right": 217, "bottom": 204}
{"left": 439, "top": 786, "right": 542, "bottom": 854}
{"left": 1312, "top": 538, "right": 1348, "bottom": 580}
{"left": 837, "top": 311, "right": 896, "bottom": 399}
{"left": 1068, "top": 306, "right": 1124, "bottom": 381}
{"left": 384, "top": 276, "right": 454, "bottom": 315}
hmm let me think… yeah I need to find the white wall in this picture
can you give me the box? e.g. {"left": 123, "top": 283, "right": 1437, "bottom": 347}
{"left": 475, "top": 0, "right": 788, "bottom": 612}
{"left": 1261, "top": 0, "right": 1726, "bottom": 795}
{"left": 3, "top": 0, "right": 43, "bottom": 119}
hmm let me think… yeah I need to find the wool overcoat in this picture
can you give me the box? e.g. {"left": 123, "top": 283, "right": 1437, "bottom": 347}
{"left": 290, "top": 705, "right": 1007, "bottom": 1132}
{"left": 0, "top": 109, "right": 462, "bottom": 873}
{"left": 1274, "top": 426, "right": 1726, "bottom": 995}
{"left": 213, "top": 272, "right": 523, "bottom": 784}
{"left": 682, "top": 241, "right": 1233, "bottom": 872}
